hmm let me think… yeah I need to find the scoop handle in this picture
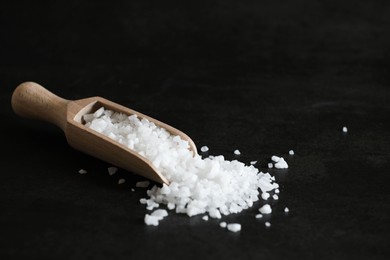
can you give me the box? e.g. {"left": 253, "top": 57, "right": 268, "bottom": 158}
{"left": 11, "top": 82, "right": 69, "bottom": 130}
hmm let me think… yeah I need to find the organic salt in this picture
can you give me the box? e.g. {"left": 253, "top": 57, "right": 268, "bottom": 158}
{"left": 200, "top": 146, "right": 209, "bottom": 152}
{"left": 274, "top": 158, "right": 288, "bottom": 169}
{"left": 84, "top": 107, "right": 280, "bottom": 224}
{"left": 227, "top": 223, "right": 241, "bottom": 232}
{"left": 259, "top": 204, "right": 272, "bottom": 214}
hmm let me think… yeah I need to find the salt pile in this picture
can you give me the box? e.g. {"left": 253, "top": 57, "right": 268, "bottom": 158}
{"left": 84, "top": 107, "right": 280, "bottom": 226}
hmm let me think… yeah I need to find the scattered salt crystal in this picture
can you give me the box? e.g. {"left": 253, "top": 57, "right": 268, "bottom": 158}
{"left": 108, "top": 166, "right": 118, "bottom": 176}
{"left": 261, "top": 192, "right": 270, "bottom": 200}
{"left": 167, "top": 203, "right": 175, "bottom": 210}
{"left": 234, "top": 149, "right": 241, "bottom": 155}
{"left": 202, "top": 215, "right": 209, "bottom": 221}
{"left": 259, "top": 204, "right": 272, "bottom": 214}
{"left": 118, "top": 178, "right": 126, "bottom": 184}
{"left": 272, "top": 194, "right": 279, "bottom": 200}
{"left": 284, "top": 207, "right": 290, "bottom": 213}
{"left": 220, "top": 222, "right": 227, "bottom": 228}
{"left": 274, "top": 157, "right": 288, "bottom": 169}
{"left": 250, "top": 161, "right": 257, "bottom": 165}
{"left": 131, "top": 188, "right": 135, "bottom": 192}
{"left": 144, "top": 209, "right": 168, "bottom": 226}
{"left": 268, "top": 163, "right": 273, "bottom": 168}
{"left": 93, "top": 107, "right": 104, "bottom": 118}
{"left": 275, "top": 188, "right": 280, "bottom": 194}
{"left": 227, "top": 223, "right": 241, "bottom": 232}
{"left": 289, "top": 150, "right": 294, "bottom": 155}
{"left": 265, "top": 222, "right": 271, "bottom": 227}
{"left": 78, "top": 169, "right": 87, "bottom": 174}
{"left": 255, "top": 214, "right": 263, "bottom": 219}
{"left": 271, "top": 155, "right": 281, "bottom": 162}
{"left": 343, "top": 126, "right": 348, "bottom": 133}
{"left": 136, "top": 181, "right": 150, "bottom": 188}
{"left": 200, "top": 146, "right": 209, "bottom": 152}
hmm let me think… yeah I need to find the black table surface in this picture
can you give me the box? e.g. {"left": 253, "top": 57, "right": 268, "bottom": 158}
{"left": 1, "top": 1, "right": 390, "bottom": 259}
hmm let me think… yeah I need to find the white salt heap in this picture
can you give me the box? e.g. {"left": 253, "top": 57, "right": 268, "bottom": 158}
{"left": 84, "top": 107, "right": 280, "bottom": 225}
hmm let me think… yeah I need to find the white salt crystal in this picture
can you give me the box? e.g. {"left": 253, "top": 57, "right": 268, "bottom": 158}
{"left": 250, "top": 161, "right": 257, "bottom": 165}
{"left": 343, "top": 126, "right": 348, "bottom": 133}
{"left": 118, "top": 178, "right": 126, "bottom": 184}
{"left": 167, "top": 203, "right": 175, "bottom": 210}
{"left": 268, "top": 163, "right": 273, "bottom": 168}
{"left": 202, "top": 215, "right": 209, "bottom": 221}
{"left": 275, "top": 188, "right": 280, "bottom": 194}
{"left": 144, "top": 209, "right": 168, "bottom": 226}
{"left": 259, "top": 204, "right": 272, "bottom": 214}
{"left": 274, "top": 157, "right": 288, "bottom": 169}
{"left": 261, "top": 192, "right": 270, "bottom": 200}
{"left": 234, "top": 149, "right": 241, "bottom": 155}
{"left": 93, "top": 107, "right": 105, "bottom": 118}
{"left": 200, "top": 146, "right": 209, "bottom": 152}
{"left": 227, "top": 223, "right": 241, "bottom": 232}
{"left": 271, "top": 155, "right": 280, "bottom": 162}
{"left": 289, "top": 150, "right": 294, "bottom": 155}
{"left": 108, "top": 166, "right": 118, "bottom": 176}
{"left": 78, "top": 169, "right": 87, "bottom": 174}
{"left": 284, "top": 207, "right": 290, "bottom": 213}
{"left": 220, "top": 222, "right": 227, "bottom": 228}
{"left": 255, "top": 214, "right": 263, "bottom": 219}
{"left": 136, "top": 181, "right": 150, "bottom": 188}
{"left": 272, "top": 194, "right": 279, "bottom": 200}
{"left": 131, "top": 188, "right": 135, "bottom": 192}
{"left": 265, "top": 221, "right": 271, "bottom": 227}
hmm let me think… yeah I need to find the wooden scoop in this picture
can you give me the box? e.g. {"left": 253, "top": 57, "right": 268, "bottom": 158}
{"left": 11, "top": 81, "right": 197, "bottom": 185}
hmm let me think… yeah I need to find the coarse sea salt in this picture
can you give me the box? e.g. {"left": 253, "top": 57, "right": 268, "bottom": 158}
{"left": 274, "top": 157, "right": 288, "bottom": 169}
{"left": 227, "top": 223, "right": 241, "bottom": 232}
{"left": 259, "top": 204, "right": 272, "bottom": 214}
{"left": 200, "top": 146, "right": 209, "bottom": 152}
{"left": 343, "top": 126, "right": 348, "bottom": 133}
{"left": 84, "top": 107, "right": 280, "bottom": 225}
{"left": 289, "top": 150, "right": 294, "bottom": 155}
{"left": 118, "top": 178, "right": 126, "bottom": 184}
{"left": 108, "top": 166, "right": 118, "bottom": 176}
{"left": 220, "top": 222, "right": 227, "bottom": 228}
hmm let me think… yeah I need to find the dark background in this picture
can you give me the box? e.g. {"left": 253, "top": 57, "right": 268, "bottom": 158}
{"left": 1, "top": 0, "right": 390, "bottom": 259}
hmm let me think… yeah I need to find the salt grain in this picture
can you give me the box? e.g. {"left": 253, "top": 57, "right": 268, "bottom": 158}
{"left": 261, "top": 192, "right": 270, "bottom": 200}
{"left": 118, "top": 178, "right": 126, "bottom": 184}
{"left": 144, "top": 209, "right": 168, "bottom": 226}
{"left": 255, "top": 214, "right": 263, "bottom": 219}
{"left": 284, "top": 207, "right": 290, "bottom": 213}
{"left": 268, "top": 163, "right": 273, "bottom": 168}
{"left": 200, "top": 146, "right": 209, "bottom": 152}
{"left": 202, "top": 215, "right": 209, "bottom": 221}
{"left": 275, "top": 188, "right": 280, "bottom": 194}
{"left": 227, "top": 223, "right": 241, "bottom": 232}
{"left": 220, "top": 222, "right": 227, "bottom": 228}
{"left": 108, "top": 166, "right": 118, "bottom": 176}
{"left": 272, "top": 194, "right": 279, "bottom": 200}
{"left": 343, "top": 126, "right": 348, "bottom": 133}
{"left": 265, "top": 222, "right": 271, "bottom": 227}
{"left": 274, "top": 157, "right": 288, "bottom": 169}
{"left": 289, "top": 150, "right": 294, "bottom": 155}
{"left": 250, "top": 161, "right": 257, "bottom": 165}
{"left": 234, "top": 149, "right": 241, "bottom": 155}
{"left": 271, "top": 155, "right": 281, "bottom": 162}
{"left": 259, "top": 204, "right": 272, "bottom": 214}
{"left": 78, "top": 169, "right": 87, "bottom": 174}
